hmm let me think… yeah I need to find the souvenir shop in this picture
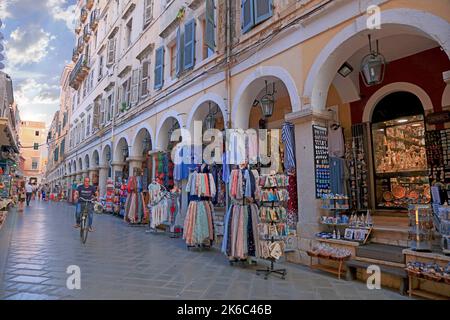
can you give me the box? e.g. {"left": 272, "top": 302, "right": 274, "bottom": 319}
{"left": 304, "top": 38, "right": 450, "bottom": 297}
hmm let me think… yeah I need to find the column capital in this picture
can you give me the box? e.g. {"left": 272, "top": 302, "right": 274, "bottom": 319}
{"left": 111, "top": 161, "right": 126, "bottom": 167}
{"left": 126, "top": 156, "right": 145, "bottom": 162}
{"left": 285, "top": 108, "right": 332, "bottom": 125}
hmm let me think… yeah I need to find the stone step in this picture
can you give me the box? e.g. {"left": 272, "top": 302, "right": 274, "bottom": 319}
{"left": 356, "top": 243, "right": 405, "bottom": 264}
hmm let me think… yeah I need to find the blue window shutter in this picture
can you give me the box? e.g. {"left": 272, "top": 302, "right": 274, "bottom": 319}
{"left": 205, "top": 0, "right": 215, "bottom": 50}
{"left": 254, "top": 0, "right": 272, "bottom": 25}
{"left": 176, "top": 26, "right": 183, "bottom": 76}
{"left": 241, "top": 0, "right": 254, "bottom": 33}
{"left": 154, "top": 46, "right": 164, "bottom": 89}
{"left": 183, "top": 19, "right": 195, "bottom": 70}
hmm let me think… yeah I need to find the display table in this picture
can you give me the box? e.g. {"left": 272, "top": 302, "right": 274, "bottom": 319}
{"left": 403, "top": 249, "right": 450, "bottom": 299}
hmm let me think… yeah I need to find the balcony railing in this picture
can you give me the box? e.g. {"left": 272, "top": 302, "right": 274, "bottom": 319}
{"left": 90, "top": 9, "right": 99, "bottom": 31}
{"left": 77, "top": 37, "right": 85, "bottom": 54}
{"left": 75, "top": 22, "right": 81, "bottom": 34}
{"left": 83, "top": 24, "right": 91, "bottom": 42}
{"left": 80, "top": 7, "right": 88, "bottom": 23}
{"left": 72, "top": 48, "right": 80, "bottom": 62}
{"left": 86, "top": 0, "right": 94, "bottom": 10}
{"left": 69, "top": 54, "right": 90, "bottom": 90}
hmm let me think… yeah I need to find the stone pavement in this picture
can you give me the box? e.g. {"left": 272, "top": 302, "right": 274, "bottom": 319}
{"left": 0, "top": 200, "right": 409, "bottom": 300}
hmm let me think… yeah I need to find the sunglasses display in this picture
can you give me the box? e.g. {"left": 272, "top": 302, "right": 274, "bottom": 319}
{"left": 313, "top": 125, "right": 330, "bottom": 198}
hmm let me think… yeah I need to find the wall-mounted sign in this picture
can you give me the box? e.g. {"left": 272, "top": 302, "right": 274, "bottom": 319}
{"left": 426, "top": 111, "right": 450, "bottom": 125}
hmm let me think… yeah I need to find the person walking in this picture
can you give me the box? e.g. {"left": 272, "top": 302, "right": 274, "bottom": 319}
{"left": 18, "top": 184, "right": 26, "bottom": 212}
{"left": 25, "top": 180, "right": 33, "bottom": 206}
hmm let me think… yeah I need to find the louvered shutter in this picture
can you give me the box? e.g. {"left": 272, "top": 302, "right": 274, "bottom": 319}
{"left": 205, "top": 0, "right": 215, "bottom": 50}
{"left": 254, "top": 0, "right": 272, "bottom": 24}
{"left": 176, "top": 26, "right": 183, "bottom": 76}
{"left": 183, "top": 19, "right": 195, "bottom": 70}
{"left": 141, "top": 61, "right": 150, "bottom": 97}
{"left": 130, "top": 69, "right": 139, "bottom": 105}
{"left": 107, "top": 38, "right": 116, "bottom": 65}
{"left": 100, "top": 98, "right": 105, "bottom": 125}
{"left": 144, "top": 0, "right": 153, "bottom": 27}
{"left": 241, "top": 0, "right": 254, "bottom": 33}
{"left": 110, "top": 90, "right": 115, "bottom": 119}
{"left": 154, "top": 46, "right": 164, "bottom": 89}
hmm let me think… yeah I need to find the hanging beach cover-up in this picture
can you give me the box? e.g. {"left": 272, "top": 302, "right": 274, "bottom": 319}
{"left": 282, "top": 122, "right": 296, "bottom": 172}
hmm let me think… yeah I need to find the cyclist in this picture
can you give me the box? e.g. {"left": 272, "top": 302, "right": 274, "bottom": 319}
{"left": 73, "top": 177, "right": 98, "bottom": 232}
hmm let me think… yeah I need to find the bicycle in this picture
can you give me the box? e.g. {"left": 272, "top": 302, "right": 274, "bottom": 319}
{"left": 78, "top": 197, "right": 94, "bottom": 244}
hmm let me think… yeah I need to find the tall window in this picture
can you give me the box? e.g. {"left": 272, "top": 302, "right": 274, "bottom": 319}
{"left": 126, "top": 19, "right": 133, "bottom": 48}
{"left": 107, "top": 37, "right": 116, "bottom": 65}
{"left": 86, "top": 114, "right": 91, "bottom": 136}
{"left": 140, "top": 60, "right": 151, "bottom": 97}
{"left": 107, "top": 91, "right": 115, "bottom": 121}
{"left": 143, "top": 0, "right": 153, "bottom": 29}
{"left": 35, "top": 130, "right": 40, "bottom": 136}
{"left": 81, "top": 120, "right": 86, "bottom": 140}
{"left": 32, "top": 158, "right": 39, "bottom": 170}
{"left": 170, "top": 43, "right": 177, "bottom": 79}
{"left": 98, "top": 55, "right": 104, "bottom": 80}
{"left": 204, "top": 0, "right": 215, "bottom": 58}
{"left": 241, "top": 0, "right": 273, "bottom": 33}
{"left": 202, "top": 19, "right": 214, "bottom": 59}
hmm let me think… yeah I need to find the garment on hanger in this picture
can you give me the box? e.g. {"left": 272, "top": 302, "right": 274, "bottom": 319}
{"left": 330, "top": 157, "right": 345, "bottom": 195}
{"left": 328, "top": 125, "right": 345, "bottom": 158}
{"left": 282, "top": 122, "right": 296, "bottom": 171}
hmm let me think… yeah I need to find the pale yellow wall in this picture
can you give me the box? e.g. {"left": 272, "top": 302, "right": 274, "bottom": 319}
{"left": 19, "top": 121, "right": 47, "bottom": 179}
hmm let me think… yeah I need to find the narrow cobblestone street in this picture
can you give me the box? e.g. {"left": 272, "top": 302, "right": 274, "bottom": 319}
{"left": 0, "top": 200, "right": 409, "bottom": 300}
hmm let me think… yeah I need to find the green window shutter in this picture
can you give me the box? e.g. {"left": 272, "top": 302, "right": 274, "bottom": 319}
{"left": 154, "top": 46, "right": 164, "bottom": 89}
{"left": 254, "top": 0, "right": 273, "bottom": 24}
{"left": 205, "top": 0, "right": 215, "bottom": 50}
{"left": 183, "top": 19, "right": 196, "bottom": 70}
{"left": 241, "top": 0, "right": 254, "bottom": 33}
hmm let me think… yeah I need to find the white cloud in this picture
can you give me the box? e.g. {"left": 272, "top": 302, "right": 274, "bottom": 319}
{"left": 0, "top": 0, "right": 13, "bottom": 20}
{"left": 47, "top": 0, "right": 78, "bottom": 32}
{"left": 14, "top": 78, "right": 60, "bottom": 125}
{"left": 5, "top": 27, "right": 55, "bottom": 67}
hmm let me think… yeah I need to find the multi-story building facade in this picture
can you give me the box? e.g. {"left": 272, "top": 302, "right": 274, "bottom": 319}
{"left": 45, "top": 64, "right": 74, "bottom": 193}
{"left": 19, "top": 121, "right": 47, "bottom": 184}
{"left": 0, "top": 71, "right": 20, "bottom": 179}
{"left": 49, "top": 0, "right": 450, "bottom": 278}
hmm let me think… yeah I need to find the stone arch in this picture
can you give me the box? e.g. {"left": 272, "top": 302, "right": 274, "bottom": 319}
{"left": 303, "top": 8, "right": 450, "bottom": 111}
{"left": 92, "top": 149, "right": 100, "bottom": 167}
{"left": 114, "top": 136, "right": 130, "bottom": 162}
{"left": 155, "top": 110, "right": 184, "bottom": 150}
{"left": 231, "top": 66, "right": 299, "bottom": 129}
{"left": 101, "top": 144, "right": 112, "bottom": 166}
{"left": 362, "top": 82, "right": 434, "bottom": 122}
{"left": 130, "top": 123, "right": 154, "bottom": 157}
{"left": 186, "top": 93, "right": 228, "bottom": 133}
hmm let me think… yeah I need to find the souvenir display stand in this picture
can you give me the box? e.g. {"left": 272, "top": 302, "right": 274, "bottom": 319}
{"left": 307, "top": 243, "right": 352, "bottom": 280}
{"left": 408, "top": 204, "right": 433, "bottom": 251}
{"left": 222, "top": 167, "right": 259, "bottom": 266}
{"left": 404, "top": 250, "right": 450, "bottom": 300}
{"left": 147, "top": 181, "right": 181, "bottom": 237}
{"left": 183, "top": 166, "right": 216, "bottom": 250}
{"left": 104, "top": 178, "right": 115, "bottom": 213}
{"left": 255, "top": 174, "right": 289, "bottom": 280}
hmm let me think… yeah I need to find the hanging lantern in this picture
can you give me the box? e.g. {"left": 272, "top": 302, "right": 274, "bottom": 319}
{"left": 142, "top": 137, "right": 151, "bottom": 153}
{"left": 205, "top": 102, "right": 219, "bottom": 130}
{"left": 255, "top": 80, "right": 276, "bottom": 119}
{"left": 122, "top": 146, "right": 129, "bottom": 158}
{"left": 360, "top": 35, "right": 386, "bottom": 86}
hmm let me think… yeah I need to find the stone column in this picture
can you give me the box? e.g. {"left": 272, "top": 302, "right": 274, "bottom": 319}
{"left": 88, "top": 167, "right": 98, "bottom": 182}
{"left": 111, "top": 161, "right": 126, "bottom": 181}
{"left": 98, "top": 165, "right": 109, "bottom": 197}
{"left": 126, "top": 156, "right": 144, "bottom": 177}
{"left": 285, "top": 108, "right": 332, "bottom": 265}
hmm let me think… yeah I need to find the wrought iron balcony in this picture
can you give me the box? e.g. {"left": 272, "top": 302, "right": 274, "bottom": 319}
{"left": 69, "top": 54, "right": 90, "bottom": 90}
{"left": 77, "top": 37, "right": 85, "bottom": 54}
{"left": 72, "top": 48, "right": 80, "bottom": 62}
{"left": 90, "top": 9, "right": 99, "bottom": 31}
{"left": 80, "top": 7, "right": 88, "bottom": 23}
{"left": 83, "top": 24, "right": 91, "bottom": 42}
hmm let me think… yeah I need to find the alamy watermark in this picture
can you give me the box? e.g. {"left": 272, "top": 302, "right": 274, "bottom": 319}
{"left": 66, "top": 265, "right": 81, "bottom": 290}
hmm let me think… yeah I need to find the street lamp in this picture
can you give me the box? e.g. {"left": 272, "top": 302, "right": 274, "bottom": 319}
{"left": 142, "top": 137, "right": 151, "bottom": 153}
{"left": 253, "top": 80, "right": 276, "bottom": 119}
{"left": 360, "top": 34, "right": 386, "bottom": 87}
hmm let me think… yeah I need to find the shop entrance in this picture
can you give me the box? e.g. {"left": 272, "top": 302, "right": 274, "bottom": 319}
{"left": 371, "top": 92, "right": 430, "bottom": 210}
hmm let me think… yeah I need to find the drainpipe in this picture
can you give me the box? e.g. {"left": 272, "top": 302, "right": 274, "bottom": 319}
{"left": 224, "top": 0, "right": 232, "bottom": 213}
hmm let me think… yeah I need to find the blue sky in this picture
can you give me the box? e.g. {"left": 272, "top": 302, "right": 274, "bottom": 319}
{"left": 1, "top": 0, "right": 78, "bottom": 126}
